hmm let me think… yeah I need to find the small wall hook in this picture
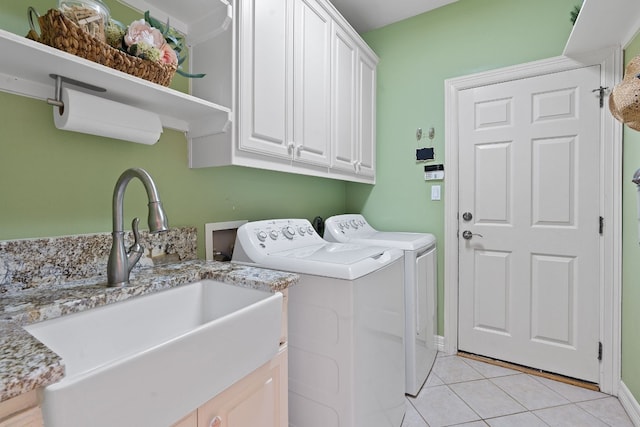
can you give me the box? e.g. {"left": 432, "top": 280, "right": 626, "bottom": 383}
{"left": 428, "top": 127, "right": 435, "bottom": 141}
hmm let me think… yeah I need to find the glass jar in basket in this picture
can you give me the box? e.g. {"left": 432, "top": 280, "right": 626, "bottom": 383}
{"left": 58, "top": 0, "right": 110, "bottom": 42}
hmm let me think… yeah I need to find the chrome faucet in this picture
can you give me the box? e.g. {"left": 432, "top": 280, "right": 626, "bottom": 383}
{"left": 107, "top": 168, "right": 169, "bottom": 287}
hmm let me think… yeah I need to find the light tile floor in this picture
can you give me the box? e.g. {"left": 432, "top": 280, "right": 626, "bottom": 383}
{"left": 402, "top": 353, "right": 634, "bottom": 427}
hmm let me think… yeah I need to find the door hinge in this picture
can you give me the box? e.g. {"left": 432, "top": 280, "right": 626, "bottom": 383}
{"left": 599, "top": 216, "right": 604, "bottom": 235}
{"left": 592, "top": 86, "right": 609, "bottom": 108}
{"left": 598, "top": 341, "right": 603, "bottom": 361}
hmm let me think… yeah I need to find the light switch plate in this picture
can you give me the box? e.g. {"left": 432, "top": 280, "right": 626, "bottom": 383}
{"left": 431, "top": 185, "right": 441, "bottom": 201}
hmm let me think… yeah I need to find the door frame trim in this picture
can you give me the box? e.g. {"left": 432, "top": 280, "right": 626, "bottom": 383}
{"left": 443, "top": 51, "right": 622, "bottom": 394}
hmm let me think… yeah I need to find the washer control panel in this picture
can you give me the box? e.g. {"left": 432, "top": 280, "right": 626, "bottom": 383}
{"left": 236, "top": 218, "right": 324, "bottom": 253}
{"left": 325, "top": 214, "right": 375, "bottom": 238}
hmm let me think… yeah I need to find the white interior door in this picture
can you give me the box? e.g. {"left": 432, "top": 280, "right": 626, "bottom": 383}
{"left": 457, "top": 65, "right": 601, "bottom": 382}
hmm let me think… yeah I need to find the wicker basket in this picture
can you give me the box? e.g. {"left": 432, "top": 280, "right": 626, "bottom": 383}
{"left": 28, "top": 8, "right": 177, "bottom": 87}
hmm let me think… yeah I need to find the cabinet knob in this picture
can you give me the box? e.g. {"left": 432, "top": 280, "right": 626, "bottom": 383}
{"left": 209, "top": 416, "right": 222, "bottom": 427}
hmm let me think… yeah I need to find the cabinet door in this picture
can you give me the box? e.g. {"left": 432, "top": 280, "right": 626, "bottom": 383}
{"left": 291, "top": 0, "right": 332, "bottom": 167}
{"left": 0, "top": 391, "right": 43, "bottom": 427}
{"left": 0, "top": 407, "right": 43, "bottom": 427}
{"left": 197, "top": 348, "right": 288, "bottom": 427}
{"left": 331, "top": 23, "right": 358, "bottom": 173}
{"left": 238, "top": 0, "right": 291, "bottom": 159}
{"left": 357, "top": 51, "right": 377, "bottom": 178}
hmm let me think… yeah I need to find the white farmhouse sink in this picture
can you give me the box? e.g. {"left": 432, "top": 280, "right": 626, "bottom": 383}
{"left": 24, "top": 280, "right": 283, "bottom": 427}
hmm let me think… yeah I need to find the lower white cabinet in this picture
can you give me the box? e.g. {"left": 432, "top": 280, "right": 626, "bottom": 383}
{"left": 0, "top": 391, "right": 43, "bottom": 427}
{"left": 172, "top": 348, "right": 288, "bottom": 427}
{"left": 171, "top": 289, "right": 288, "bottom": 427}
{"left": 199, "top": 348, "right": 288, "bottom": 427}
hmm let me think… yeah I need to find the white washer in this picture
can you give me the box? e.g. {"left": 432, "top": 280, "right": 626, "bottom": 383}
{"left": 324, "top": 214, "right": 437, "bottom": 396}
{"left": 233, "top": 219, "right": 406, "bottom": 427}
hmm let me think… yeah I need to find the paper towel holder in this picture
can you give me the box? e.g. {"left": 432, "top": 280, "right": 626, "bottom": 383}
{"left": 46, "top": 74, "right": 106, "bottom": 109}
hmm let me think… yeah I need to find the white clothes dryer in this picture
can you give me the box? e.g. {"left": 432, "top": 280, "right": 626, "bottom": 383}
{"left": 233, "top": 219, "right": 406, "bottom": 427}
{"left": 324, "top": 214, "right": 437, "bottom": 396}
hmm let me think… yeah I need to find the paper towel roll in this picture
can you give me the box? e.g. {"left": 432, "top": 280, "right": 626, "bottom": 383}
{"left": 53, "top": 88, "right": 163, "bottom": 145}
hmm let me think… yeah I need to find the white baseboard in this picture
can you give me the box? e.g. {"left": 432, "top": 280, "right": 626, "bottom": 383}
{"left": 619, "top": 381, "right": 640, "bottom": 426}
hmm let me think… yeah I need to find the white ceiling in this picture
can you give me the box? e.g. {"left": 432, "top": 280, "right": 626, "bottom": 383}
{"left": 328, "top": 0, "right": 459, "bottom": 33}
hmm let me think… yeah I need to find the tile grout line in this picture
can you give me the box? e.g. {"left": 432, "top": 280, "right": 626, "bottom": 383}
{"left": 451, "top": 356, "right": 546, "bottom": 425}
{"left": 405, "top": 395, "right": 431, "bottom": 427}
{"left": 458, "top": 355, "right": 574, "bottom": 413}
{"left": 462, "top": 355, "right": 627, "bottom": 427}
{"left": 405, "top": 355, "right": 633, "bottom": 427}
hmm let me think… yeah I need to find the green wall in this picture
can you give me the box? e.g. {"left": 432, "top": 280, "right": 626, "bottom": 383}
{"left": 0, "top": 0, "right": 347, "bottom": 258}
{"left": 622, "top": 36, "right": 640, "bottom": 403}
{"left": 353, "top": 0, "right": 579, "bottom": 334}
{"left": 6, "top": 0, "right": 637, "bottom": 404}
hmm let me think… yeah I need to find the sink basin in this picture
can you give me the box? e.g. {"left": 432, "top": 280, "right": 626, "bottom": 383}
{"left": 24, "top": 280, "right": 283, "bottom": 427}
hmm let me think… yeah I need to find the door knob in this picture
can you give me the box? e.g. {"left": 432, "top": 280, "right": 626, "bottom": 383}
{"left": 462, "top": 212, "right": 473, "bottom": 221}
{"left": 462, "top": 230, "right": 483, "bottom": 240}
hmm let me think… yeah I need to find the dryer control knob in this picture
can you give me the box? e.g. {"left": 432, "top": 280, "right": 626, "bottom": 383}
{"left": 298, "top": 226, "right": 306, "bottom": 235}
{"left": 269, "top": 230, "right": 279, "bottom": 240}
{"left": 350, "top": 219, "right": 359, "bottom": 229}
{"left": 256, "top": 230, "right": 268, "bottom": 242}
{"left": 307, "top": 226, "right": 315, "bottom": 235}
{"left": 283, "top": 226, "right": 296, "bottom": 239}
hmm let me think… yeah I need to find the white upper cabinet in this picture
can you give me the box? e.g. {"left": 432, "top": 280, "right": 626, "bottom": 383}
{"left": 238, "top": 0, "right": 346, "bottom": 170}
{"left": 356, "top": 50, "right": 377, "bottom": 179}
{"left": 217, "top": 0, "right": 333, "bottom": 169}
{"left": 188, "top": 0, "right": 379, "bottom": 184}
{"left": 237, "top": 0, "right": 290, "bottom": 160}
{"left": 291, "top": 0, "right": 332, "bottom": 168}
{"left": 564, "top": 0, "right": 640, "bottom": 61}
{"left": 331, "top": 23, "right": 359, "bottom": 173}
{"left": 330, "top": 22, "right": 376, "bottom": 181}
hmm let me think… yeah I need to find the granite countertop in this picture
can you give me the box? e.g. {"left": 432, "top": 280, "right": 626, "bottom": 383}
{"left": 0, "top": 260, "right": 299, "bottom": 403}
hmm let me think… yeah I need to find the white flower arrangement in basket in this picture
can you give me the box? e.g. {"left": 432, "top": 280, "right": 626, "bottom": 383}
{"left": 106, "top": 11, "right": 204, "bottom": 79}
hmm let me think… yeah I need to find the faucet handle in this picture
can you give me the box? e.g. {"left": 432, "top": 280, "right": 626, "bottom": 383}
{"left": 127, "top": 218, "right": 144, "bottom": 274}
{"left": 129, "top": 218, "right": 143, "bottom": 253}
